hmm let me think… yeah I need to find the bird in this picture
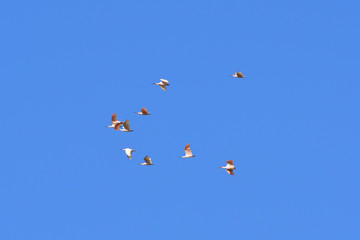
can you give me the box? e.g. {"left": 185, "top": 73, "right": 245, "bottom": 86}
{"left": 107, "top": 113, "right": 123, "bottom": 128}
{"left": 220, "top": 160, "right": 236, "bottom": 175}
{"left": 121, "top": 148, "right": 135, "bottom": 160}
{"left": 135, "top": 107, "right": 151, "bottom": 115}
{"left": 114, "top": 120, "right": 133, "bottom": 132}
{"left": 140, "top": 155, "right": 154, "bottom": 165}
{"left": 154, "top": 79, "right": 170, "bottom": 91}
{"left": 230, "top": 72, "right": 245, "bottom": 78}
{"left": 180, "top": 144, "right": 195, "bottom": 158}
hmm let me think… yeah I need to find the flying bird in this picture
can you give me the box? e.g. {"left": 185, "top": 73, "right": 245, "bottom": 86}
{"left": 154, "top": 79, "right": 170, "bottom": 91}
{"left": 180, "top": 144, "right": 195, "bottom": 158}
{"left": 231, "top": 72, "right": 245, "bottom": 78}
{"left": 107, "top": 113, "right": 123, "bottom": 128}
{"left": 220, "top": 160, "right": 236, "bottom": 175}
{"left": 121, "top": 148, "right": 135, "bottom": 160}
{"left": 114, "top": 120, "right": 133, "bottom": 132}
{"left": 135, "top": 107, "right": 151, "bottom": 115}
{"left": 140, "top": 155, "right": 154, "bottom": 165}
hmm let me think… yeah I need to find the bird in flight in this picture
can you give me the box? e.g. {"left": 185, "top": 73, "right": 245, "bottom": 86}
{"left": 220, "top": 160, "right": 236, "bottom": 175}
{"left": 107, "top": 113, "right": 123, "bottom": 128}
{"left": 114, "top": 120, "right": 133, "bottom": 132}
{"left": 121, "top": 148, "right": 135, "bottom": 160}
{"left": 135, "top": 107, "right": 151, "bottom": 115}
{"left": 154, "top": 79, "right": 170, "bottom": 91}
{"left": 140, "top": 155, "right": 154, "bottom": 165}
{"left": 180, "top": 144, "right": 195, "bottom": 158}
{"left": 230, "top": 72, "right": 245, "bottom": 78}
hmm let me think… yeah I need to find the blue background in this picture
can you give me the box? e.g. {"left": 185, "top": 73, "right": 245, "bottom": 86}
{"left": 1, "top": 0, "right": 359, "bottom": 239}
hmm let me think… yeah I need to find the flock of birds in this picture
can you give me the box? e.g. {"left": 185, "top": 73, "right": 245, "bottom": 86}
{"left": 107, "top": 72, "right": 245, "bottom": 175}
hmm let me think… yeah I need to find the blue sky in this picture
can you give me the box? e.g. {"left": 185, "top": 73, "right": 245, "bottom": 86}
{"left": 1, "top": 0, "right": 359, "bottom": 239}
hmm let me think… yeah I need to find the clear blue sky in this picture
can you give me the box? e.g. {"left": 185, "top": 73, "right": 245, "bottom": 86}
{"left": 1, "top": 0, "right": 359, "bottom": 239}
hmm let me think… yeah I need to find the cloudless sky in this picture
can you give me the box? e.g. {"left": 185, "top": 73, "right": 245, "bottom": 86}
{"left": 1, "top": 0, "right": 359, "bottom": 239}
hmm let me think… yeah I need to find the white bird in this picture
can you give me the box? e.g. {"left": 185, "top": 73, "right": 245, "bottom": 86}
{"left": 180, "top": 144, "right": 195, "bottom": 158}
{"left": 135, "top": 107, "right": 151, "bottom": 115}
{"left": 140, "top": 155, "right": 154, "bottom": 165}
{"left": 230, "top": 72, "right": 245, "bottom": 78}
{"left": 114, "top": 120, "right": 133, "bottom": 132}
{"left": 121, "top": 148, "right": 135, "bottom": 160}
{"left": 154, "top": 79, "right": 170, "bottom": 91}
{"left": 107, "top": 113, "right": 123, "bottom": 128}
{"left": 220, "top": 160, "right": 236, "bottom": 175}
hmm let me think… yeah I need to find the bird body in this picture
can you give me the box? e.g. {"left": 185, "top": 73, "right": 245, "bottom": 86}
{"left": 140, "top": 155, "right": 154, "bottom": 165}
{"left": 154, "top": 79, "right": 170, "bottom": 91}
{"left": 220, "top": 160, "right": 236, "bottom": 175}
{"left": 136, "top": 107, "right": 151, "bottom": 115}
{"left": 180, "top": 144, "right": 195, "bottom": 158}
{"left": 231, "top": 72, "right": 245, "bottom": 78}
{"left": 122, "top": 148, "right": 135, "bottom": 160}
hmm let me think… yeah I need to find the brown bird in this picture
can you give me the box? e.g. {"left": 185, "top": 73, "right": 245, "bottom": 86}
{"left": 231, "top": 72, "right": 245, "bottom": 78}
{"left": 154, "top": 79, "right": 170, "bottom": 91}
{"left": 180, "top": 144, "right": 195, "bottom": 158}
{"left": 107, "top": 113, "right": 123, "bottom": 128}
{"left": 140, "top": 155, "right": 154, "bottom": 165}
{"left": 220, "top": 160, "right": 236, "bottom": 175}
{"left": 135, "top": 107, "right": 151, "bottom": 115}
{"left": 114, "top": 119, "right": 133, "bottom": 132}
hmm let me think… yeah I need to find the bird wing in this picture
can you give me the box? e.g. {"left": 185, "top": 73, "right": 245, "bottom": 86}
{"left": 226, "top": 160, "right": 234, "bottom": 165}
{"left": 144, "top": 156, "right": 152, "bottom": 165}
{"left": 125, "top": 149, "right": 132, "bottom": 158}
{"left": 236, "top": 72, "right": 244, "bottom": 78}
{"left": 184, "top": 144, "right": 192, "bottom": 156}
{"left": 160, "top": 85, "right": 166, "bottom": 91}
{"left": 185, "top": 149, "right": 193, "bottom": 156}
{"left": 114, "top": 122, "right": 122, "bottom": 130}
{"left": 184, "top": 144, "right": 190, "bottom": 151}
{"left": 111, "top": 113, "right": 118, "bottom": 123}
{"left": 123, "top": 120, "right": 131, "bottom": 130}
{"left": 160, "top": 79, "right": 169, "bottom": 84}
{"left": 226, "top": 169, "right": 234, "bottom": 175}
{"left": 141, "top": 107, "right": 149, "bottom": 115}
